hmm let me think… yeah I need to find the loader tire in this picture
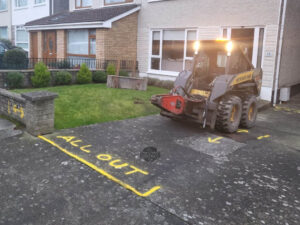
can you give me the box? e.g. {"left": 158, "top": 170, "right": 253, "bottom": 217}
{"left": 240, "top": 95, "right": 258, "bottom": 128}
{"left": 216, "top": 95, "right": 242, "bottom": 133}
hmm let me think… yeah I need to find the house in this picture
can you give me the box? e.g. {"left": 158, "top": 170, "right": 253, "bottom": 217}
{"left": 0, "top": 0, "right": 11, "bottom": 40}
{"left": 24, "top": 0, "right": 300, "bottom": 102}
{"left": 12, "top": 0, "right": 69, "bottom": 51}
{"left": 25, "top": 0, "right": 140, "bottom": 69}
{"left": 137, "top": 0, "right": 300, "bottom": 102}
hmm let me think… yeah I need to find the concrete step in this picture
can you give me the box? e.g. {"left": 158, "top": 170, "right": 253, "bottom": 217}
{"left": 0, "top": 118, "right": 22, "bottom": 140}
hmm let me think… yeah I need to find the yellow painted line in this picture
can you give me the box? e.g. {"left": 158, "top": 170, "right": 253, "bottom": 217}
{"left": 208, "top": 137, "right": 223, "bottom": 144}
{"left": 257, "top": 135, "right": 270, "bottom": 140}
{"left": 38, "top": 136, "right": 161, "bottom": 197}
{"left": 237, "top": 129, "right": 249, "bottom": 133}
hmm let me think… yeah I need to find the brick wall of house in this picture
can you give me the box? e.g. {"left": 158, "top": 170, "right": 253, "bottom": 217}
{"left": 57, "top": 30, "right": 66, "bottom": 59}
{"left": 103, "top": 12, "right": 138, "bottom": 60}
{"left": 37, "top": 31, "right": 43, "bottom": 58}
{"left": 96, "top": 29, "right": 106, "bottom": 61}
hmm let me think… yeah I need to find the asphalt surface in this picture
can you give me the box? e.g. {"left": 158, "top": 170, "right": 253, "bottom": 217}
{"left": 0, "top": 104, "right": 300, "bottom": 225}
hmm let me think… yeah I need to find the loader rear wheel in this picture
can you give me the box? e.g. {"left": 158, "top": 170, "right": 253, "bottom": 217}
{"left": 216, "top": 95, "right": 242, "bottom": 133}
{"left": 240, "top": 95, "right": 258, "bottom": 128}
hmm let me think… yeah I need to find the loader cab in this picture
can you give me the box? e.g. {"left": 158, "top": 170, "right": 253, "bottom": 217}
{"left": 191, "top": 40, "right": 253, "bottom": 90}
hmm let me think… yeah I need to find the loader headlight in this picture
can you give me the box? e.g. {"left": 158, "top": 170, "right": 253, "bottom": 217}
{"left": 226, "top": 41, "right": 233, "bottom": 56}
{"left": 193, "top": 41, "right": 200, "bottom": 55}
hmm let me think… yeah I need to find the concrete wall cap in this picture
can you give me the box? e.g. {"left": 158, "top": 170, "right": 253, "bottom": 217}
{"left": 21, "top": 91, "right": 58, "bottom": 102}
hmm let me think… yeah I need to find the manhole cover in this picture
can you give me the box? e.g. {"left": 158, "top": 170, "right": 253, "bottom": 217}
{"left": 140, "top": 147, "right": 160, "bottom": 162}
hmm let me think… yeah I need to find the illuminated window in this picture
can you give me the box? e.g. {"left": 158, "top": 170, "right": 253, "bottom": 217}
{"left": 75, "top": 0, "right": 92, "bottom": 8}
{"left": 0, "top": 0, "right": 7, "bottom": 10}
{"left": 104, "top": 0, "right": 133, "bottom": 6}
{"left": 15, "top": 0, "right": 27, "bottom": 8}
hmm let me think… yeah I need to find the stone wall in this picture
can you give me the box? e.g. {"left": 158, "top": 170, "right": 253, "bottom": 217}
{"left": 0, "top": 89, "right": 58, "bottom": 136}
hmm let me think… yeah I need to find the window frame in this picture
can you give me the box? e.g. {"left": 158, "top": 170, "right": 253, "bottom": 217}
{"left": 67, "top": 29, "right": 96, "bottom": 58}
{"left": 0, "top": 0, "right": 7, "bottom": 11}
{"left": 15, "top": 26, "right": 29, "bottom": 51}
{"left": 75, "top": 0, "right": 92, "bottom": 9}
{"left": 149, "top": 28, "right": 199, "bottom": 74}
{"left": 15, "top": 0, "right": 28, "bottom": 8}
{"left": 104, "top": 0, "right": 133, "bottom": 6}
{"left": 0, "top": 26, "right": 8, "bottom": 39}
{"left": 34, "top": 0, "right": 46, "bottom": 5}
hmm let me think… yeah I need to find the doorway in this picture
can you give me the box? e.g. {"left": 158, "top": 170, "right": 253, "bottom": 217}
{"left": 43, "top": 31, "right": 57, "bottom": 59}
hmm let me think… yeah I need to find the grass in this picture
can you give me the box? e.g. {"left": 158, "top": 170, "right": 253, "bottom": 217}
{"left": 14, "top": 84, "right": 168, "bottom": 130}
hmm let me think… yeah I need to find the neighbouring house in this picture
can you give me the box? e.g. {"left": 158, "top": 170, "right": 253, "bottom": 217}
{"left": 25, "top": 1, "right": 140, "bottom": 69}
{"left": 12, "top": 0, "right": 69, "bottom": 52}
{"left": 137, "top": 0, "right": 300, "bottom": 102}
{"left": 0, "top": 0, "right": 11, "bottom": 40}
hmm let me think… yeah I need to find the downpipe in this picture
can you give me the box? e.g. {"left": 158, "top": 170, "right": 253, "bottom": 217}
{"left": 273, "top": 0, "right": 287, "bottom": 107}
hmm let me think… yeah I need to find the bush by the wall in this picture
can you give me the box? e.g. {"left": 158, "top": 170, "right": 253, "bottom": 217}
{"left": 106, "top": 63, "right": 116, "bottom": 75}
{"left": 3, "top": 49, "right": 27, "bottom": 69}
{"left": 148, "top": 78, "right": 174, "bottom": 90}
{"left": 77, "top": 63, "right": 92, "bottom": 84}
{"left": 6, "top": 72, "right": 24, "bottom": 89}
{"left": 93, "top": 71, "right": 107, "bottom": 83}
{"left": 31, "top": 62, "right": 51, "bottom": 88}
{"left": 119, "top": 70, "right": 129, "bottom": 77}
{"left": 54, "top": 71, "right": 72, "bottom": 85}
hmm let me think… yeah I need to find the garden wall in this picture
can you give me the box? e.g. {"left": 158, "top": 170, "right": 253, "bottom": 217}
{"left": 0, "top": 88, "right": 58, "bottom": 136}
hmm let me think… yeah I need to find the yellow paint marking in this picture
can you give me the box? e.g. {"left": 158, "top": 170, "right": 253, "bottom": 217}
{"left": 70, "top": 140, "right": 82, "bottom": 147}
{"left": 38, "top": 136, "right": 161, "bottom": 197}
{"left": 208, "top": 137, "right": 224, "bottom": 144}
{"left": 57, "top": 136, "right": 76, "bottom": 142}
{"left": 125, "top": 165, "right": 149, "bottom": 175}
{"left": 237, "top": 129, "right": 249, "bottom": 133}
{"left": 109, "top": 160, "right": 129, "bottom": 169}
{"left": 97, "top": 154, "right": 112, "bottom": 161}
{"left": 80, "top": 145, "right": 92, "bottom": 153}
{"left": 257, "top": 135, "right": 270, "bottom": 140}
{"left": 7, "top": 101, "right": 11, "bottom": 114}
{"left": 13, "top": 105, "right": 24, "bottom": 119}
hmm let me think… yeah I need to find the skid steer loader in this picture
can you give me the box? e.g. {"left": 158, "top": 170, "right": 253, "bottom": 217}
{"left": 151, "top": 39, "right": 262, "bottom": 133}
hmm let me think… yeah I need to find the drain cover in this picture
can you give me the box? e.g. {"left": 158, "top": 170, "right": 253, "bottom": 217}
{"left": 140, "top": 147, "right": 160, "bottom": 162}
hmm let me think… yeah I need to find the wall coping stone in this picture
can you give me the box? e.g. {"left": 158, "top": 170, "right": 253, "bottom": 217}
{"left": 21, "top": 91, "right": 58, "bottom": 102}
{"left": 0, "top": 88, "right": 25, "bottom": 103}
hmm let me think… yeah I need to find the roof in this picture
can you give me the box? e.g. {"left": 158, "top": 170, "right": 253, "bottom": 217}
{"left": 25, "top": 4, "right": 139, "bottom": 28}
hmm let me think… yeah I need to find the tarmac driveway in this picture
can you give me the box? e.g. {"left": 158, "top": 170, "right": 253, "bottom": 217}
{"left": 0, "top": 107, "right": 300, "bottom": 225}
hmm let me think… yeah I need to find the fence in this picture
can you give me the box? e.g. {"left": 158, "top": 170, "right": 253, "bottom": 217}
{"left": 0, "top": 58, "right": 138, "bottom": 73}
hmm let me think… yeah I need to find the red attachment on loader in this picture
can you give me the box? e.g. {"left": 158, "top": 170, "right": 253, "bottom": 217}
{"left": 158, "top": 95, "right": 185, "bottom": 115}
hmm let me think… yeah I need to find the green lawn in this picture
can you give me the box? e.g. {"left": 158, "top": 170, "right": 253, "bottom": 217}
{"left": 14, "top": 84, "right": 168, "bottom": 130}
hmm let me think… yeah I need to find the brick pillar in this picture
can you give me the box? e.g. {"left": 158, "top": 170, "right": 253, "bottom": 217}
{"left": 57, "top": 30, "right": 66, "bottom": 59}
{"left": 96, "top": 29, "right": 106, "bottom": 67}
{"left": 21, "top": 91, "right": 58, "bottom": 136}
{"left": 37, "top": 31, "right": 43, "bottom": 58}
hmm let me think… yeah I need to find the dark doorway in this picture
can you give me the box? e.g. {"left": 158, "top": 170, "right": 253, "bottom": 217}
{"left": 43, "top": 31, "right": 57, "bottom": 59}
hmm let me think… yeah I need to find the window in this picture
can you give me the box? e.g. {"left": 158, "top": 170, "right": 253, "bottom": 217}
{"left": 75, "top": 0, "right": 92, "bottom": 8}
{"left": 0, "top": 27, "right": 8, "bottom": 39}
{"left": 150, "top": 29, "right": 198, "bottom": 72}
{"left": 16, "top": 26, "right": 28, "bottom": 50}
{"left": 15, "top": 0, "right": 27, "bottom": 8}
{"left": 0, "top": 0, "right": 7, "bottom": 11}
{"left": 35, "top": 0, "right": 45, "bottom": 4}
{"left": 67, "top": 29, "right": 96, "bottom": 56}
{"left": 104, "top": 0, "right": 133, "bottom": 6}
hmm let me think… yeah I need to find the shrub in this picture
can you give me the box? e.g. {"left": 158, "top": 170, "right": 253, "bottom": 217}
{"left": 93, "top": 71, "right": 107, "bottom": 83}
{"left": 6, "top": 72, "right": 24, "bottom": 89}
{"left": 3, "top": 49, "right": 27, "bottom": 69}
{"left": 54, "top": 71, "right": 72, "bottom": 85}
{"left": 77, "top": 63, "right": 92, "bottom": 84}
{"left": 119, "top": 70, "right": 129, "bottom": 77}
{"left": 106, "top": 63, "right": 116, "bottom": 75}
{"left": 0, "top": 39, "right": 13, "bottom": 48}
{"left": 31, "top": 62, "right": 51, "bottom": 88}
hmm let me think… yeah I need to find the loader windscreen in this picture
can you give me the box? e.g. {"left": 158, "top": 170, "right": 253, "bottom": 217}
{"left": 193, "top": 40, "right": 252, "bottom": 80}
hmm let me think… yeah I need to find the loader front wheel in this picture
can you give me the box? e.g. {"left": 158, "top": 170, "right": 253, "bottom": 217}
{"left": 216, "top": 95, "right": 242, "bottom": 133}
{"left": 240, "top": 95, "right": 258, "bottom": 128}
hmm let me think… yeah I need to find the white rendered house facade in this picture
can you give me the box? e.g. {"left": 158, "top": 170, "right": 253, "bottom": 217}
{"left": 137, "top": 0, "right": 300, "bottom": 102}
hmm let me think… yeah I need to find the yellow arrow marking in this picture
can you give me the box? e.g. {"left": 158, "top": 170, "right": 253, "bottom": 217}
{"left": 208, "top": 137, "right": 224, "bottom": 144}
{"left": 238, "top": 129, "right": 249, "bottom": 133}
{"left": 257, "top": 135, "right": 270, "bottom": 140}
